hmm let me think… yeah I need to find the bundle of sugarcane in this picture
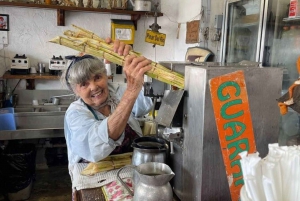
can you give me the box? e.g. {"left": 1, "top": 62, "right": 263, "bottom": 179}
{"left": 49, "top": 24, "right": 184, "bottom": 89}
{"left": 81, "top": 152, "right": 133, "bottom": 176}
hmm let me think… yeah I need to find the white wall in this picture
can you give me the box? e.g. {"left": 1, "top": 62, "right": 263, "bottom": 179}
{"left": 174, "top": 0, "right": 202, "bottom": 60}
{"left": 134, "top": 0, "right": 179, "bottom": 62}
{"left": 0, "top": 0, "right": 224, "bottom": 90}
{"left": 206, "top": 0, "right": 226, "bottom": 61}
{"left": 0, "top": 3, "right": 180, "bottom": 90}
{"left": 174, "top": 0, "right": 225, "bottom": 61}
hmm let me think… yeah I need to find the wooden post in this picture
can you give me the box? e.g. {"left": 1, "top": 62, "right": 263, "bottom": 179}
{"left": 57, "top": 9, "right": 65, "bottom": 26}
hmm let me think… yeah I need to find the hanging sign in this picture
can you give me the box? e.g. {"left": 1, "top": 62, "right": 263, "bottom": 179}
{"left": 145, "top": 30, "right": 166, "bottom": 46}
{"left": 186, "top": 20, "right": 200, "bottom": 44}
{"left": 209, "top": 70, "right": 257, "bottom": 201}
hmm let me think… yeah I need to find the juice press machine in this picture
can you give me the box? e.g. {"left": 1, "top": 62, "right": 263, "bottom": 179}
{"left": 49, "top": 55, "right": 67, "bottom": 75}
{"left": 153, "top": 62, "right": 283, "bottom": 200}
{"left": 10, "top": 54, "right": 30, "bottom": 75}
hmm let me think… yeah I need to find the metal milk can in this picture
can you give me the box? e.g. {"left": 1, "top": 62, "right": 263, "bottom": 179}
{"left": 131, "top": 136, "right": 167, "bottom": 166}
{"left": 117, "top": 162, "right": 175, "bottom": 201}
{"left": 131, "top": 136, "right": 168, "bottom": 187}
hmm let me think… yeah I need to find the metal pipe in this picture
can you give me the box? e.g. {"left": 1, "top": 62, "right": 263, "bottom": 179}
{"left": 36, "top": 144, "right": 66, "bottom": 148}
{"left": 152, "top": 97, "right": 157, "bottom": 120}
{"left": 52, "top": 94, "right": 75, "bottom": 98}
{"left": 170, "top": 141, "right": 174, "bottom": 155}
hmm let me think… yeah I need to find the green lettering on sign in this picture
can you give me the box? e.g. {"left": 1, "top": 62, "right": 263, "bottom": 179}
{"left": 224, "top": 121, "right": 246, "bottom": 141}
{"left": 228, "top": 138, "right": 250, "bottom": 160}
{"left": 217, "top": 81, "right": 241, "bottom": 101}
{"left": 221, "top": 99, "right": 244, "bottom": 120}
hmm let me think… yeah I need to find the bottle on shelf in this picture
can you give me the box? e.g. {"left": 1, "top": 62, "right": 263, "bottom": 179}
{"left": 4, "top": 86, "right": 13, "bottom": 107}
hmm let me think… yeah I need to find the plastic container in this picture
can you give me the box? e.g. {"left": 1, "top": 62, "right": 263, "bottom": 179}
{"left": 4, "top": 87, "right": 13, "bottom": 107}
{"left": 240, "top": 185, "right": 251, "bottom": 201}
{"left": 0, "top": 113, "right": 16, "bottom": 130}
{"left": 0, "top": 143, "right": 36, "bottom": 200}
{"left": 0, "top": 107, "right": 14, "bottom": 114}
{"left": 7, "top": 181, "right": 33, "bottom": 201}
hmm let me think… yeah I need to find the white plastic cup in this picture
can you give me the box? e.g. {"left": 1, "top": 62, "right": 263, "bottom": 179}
{"left": 105, "top": 63, "right": 112, "bottom": 76}
{"left": 30, "top": 67, "right": 37, "bottom": 74}
{"left": 32, "top": 99, "right": 39, "bottom": 106}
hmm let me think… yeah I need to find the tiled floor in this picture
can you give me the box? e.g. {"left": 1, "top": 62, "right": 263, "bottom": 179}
{"left": 0, "top": 165, "right": 72, "bottom": 201}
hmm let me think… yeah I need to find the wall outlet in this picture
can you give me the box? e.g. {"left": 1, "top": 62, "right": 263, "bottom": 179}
{"left": 214, "top": 15, "right": 223, "bottom": 29}
{"left": 0, "top": 31, "right": 8, "bottom": 45}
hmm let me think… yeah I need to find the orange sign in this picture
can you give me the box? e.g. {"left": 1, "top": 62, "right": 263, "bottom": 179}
{"left": 209, "top": 71, "right": 256, "bottom": 201}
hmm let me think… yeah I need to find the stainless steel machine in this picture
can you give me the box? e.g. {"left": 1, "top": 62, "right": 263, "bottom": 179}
{"left": 10, "top": 54, "right": 30, "bottom": 75}
{"left": 155, "top": 62, "right": 283, "bottom": 200}
{"left": 49, "top": 55, "right": 67, "bottom": 75}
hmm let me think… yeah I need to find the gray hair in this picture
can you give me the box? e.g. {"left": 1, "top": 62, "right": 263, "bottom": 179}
{"left": 61, "top": 57, "right": 107, "bottom": 92}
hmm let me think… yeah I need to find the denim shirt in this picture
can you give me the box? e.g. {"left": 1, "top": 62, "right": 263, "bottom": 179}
{"left": 64, "top": 83, "right": 153, "bottom": 167}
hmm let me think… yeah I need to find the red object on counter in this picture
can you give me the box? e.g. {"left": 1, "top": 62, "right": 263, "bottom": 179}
{"left": 289, "top": 0, "right": 299, "bottom": 17}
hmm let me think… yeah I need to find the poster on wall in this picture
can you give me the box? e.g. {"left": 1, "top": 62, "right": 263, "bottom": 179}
{"left": 186, "top": 20, "right": 200, "bottom": 44}
{"left": 0, "top": 14, "right": 9, "bottom": 31}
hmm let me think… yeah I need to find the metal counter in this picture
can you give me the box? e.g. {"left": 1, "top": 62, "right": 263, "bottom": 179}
{"left": 0, "top": 129, "right": 64, "bottom": 140}
{"left": 0, "top": 105, "right": 66, "bottom": 140}
{"left": 159, "top": 64, "right": 283, "bottom": 200}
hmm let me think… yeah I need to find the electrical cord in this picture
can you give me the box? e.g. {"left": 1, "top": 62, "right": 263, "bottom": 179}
{"left": 0, "top": 37, "right": 9, "bottom": 72}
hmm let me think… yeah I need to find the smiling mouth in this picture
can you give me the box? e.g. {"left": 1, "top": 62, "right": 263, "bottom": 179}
{"left": 91, "top": 90, "right": 103, "bottom": 98}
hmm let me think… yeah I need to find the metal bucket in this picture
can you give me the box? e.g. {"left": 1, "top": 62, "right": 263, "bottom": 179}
{"left": 131, "top": 136, "right": 168, "bottom": 186}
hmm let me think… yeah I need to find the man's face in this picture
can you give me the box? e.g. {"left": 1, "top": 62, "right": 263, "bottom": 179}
{"left": 75, "top": 73, "right": 109, "bottom": 108}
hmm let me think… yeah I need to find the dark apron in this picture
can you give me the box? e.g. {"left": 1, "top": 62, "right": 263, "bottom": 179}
{"left": 85, "top": 103, "right": 139, "bottom": 156}
{"left": 73, "top": 104, "right": 139, "bottom": 201}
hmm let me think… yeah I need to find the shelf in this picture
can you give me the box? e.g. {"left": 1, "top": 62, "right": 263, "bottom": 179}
{"left": 3, "top": 72, "right": 59, "bottom": 80}
{"left": 3, "top": 71, "right": 60, "bottom": 80}
{"left": 283, "top": 16, "right": 300, "bottom": 22}
{"left": 235, "top": 22, "right": 259, "bottom": 28}
{"left": 0, "top": 1, "right": 163, "bottom": 28}
{"left": 2, "top": 71, "right": 114, "bottom": 80}
{"left": 2, "top": 71, "right": 60, "bottom": 90}
{"left": 2, "top": 71, "right": 114, "bottom": 89}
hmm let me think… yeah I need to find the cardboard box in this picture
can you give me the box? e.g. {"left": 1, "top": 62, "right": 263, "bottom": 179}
{"left": 111, "top": 19, "right": 135, "bottom": 45}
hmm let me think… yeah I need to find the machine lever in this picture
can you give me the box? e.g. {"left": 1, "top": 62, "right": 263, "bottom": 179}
{"left": 170, "top": 141, "right": 174, "bottom": 155}
{"left": 162, "top": 127, "right": 183, "bottom": 155}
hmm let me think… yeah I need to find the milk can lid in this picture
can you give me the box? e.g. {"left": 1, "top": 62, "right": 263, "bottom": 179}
{"left": 132, "top": 136, "right": 166, "bottom": 150}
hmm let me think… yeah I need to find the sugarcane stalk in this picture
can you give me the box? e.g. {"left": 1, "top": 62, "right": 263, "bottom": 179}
{"left": 66, "top": 32, "right": 184, "bottom": 78}
{"left": 67, "top": 25, "right": 181, "bottom": 75}
{"left": 65, "top": 30, "right": 141, "bottom": 57}
{"left": 75, "top": 37, "right": 183, "bottom": 79}
{"left": 70, "top": 24, "right": 106, "bottom": 42}
{"left": 81, "top": 161, "right": 115, "bottom": 175}
{"left": 101, "top": 152, "right": 133, "bottom": 161}
{"left": 80, "top": 154, "right": 133, "bottom": 176}
{"left": 49, "top": 26, "right": 185, "bottom": 88}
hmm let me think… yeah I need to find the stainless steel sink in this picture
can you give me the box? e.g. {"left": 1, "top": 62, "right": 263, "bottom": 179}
{"left": 0, "top": 105, "right": 68, "bottom": 140}
{"left": 14, "top": 111, "right": 65, "bottom": 130}
{"left": 13, "top": 105, "right": 68, "bottom": 129}
{"left": 14, "top": 106, "right": 68, "bottom": 113}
